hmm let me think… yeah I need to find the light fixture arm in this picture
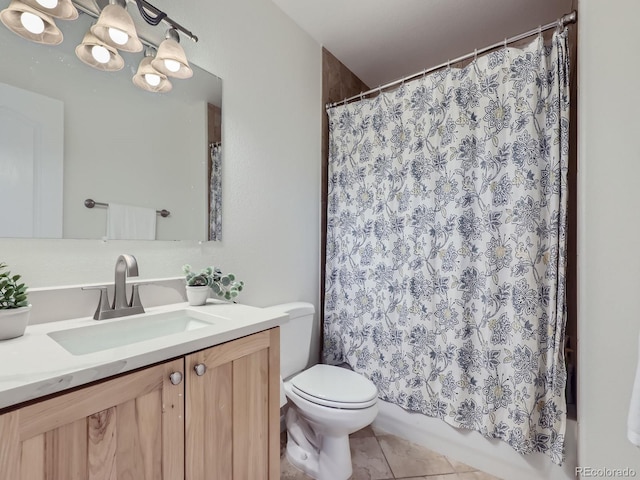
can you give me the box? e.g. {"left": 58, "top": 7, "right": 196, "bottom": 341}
{"left": 133, "top": 0, "right": 197, "bottom": 42}
{"left": 71, "top": 0, "right": 198, "bottom": 45}
{"left": 165, "top": 27, "right": 178, "bottom": 42}
{"left": 142, "top": 44, "right": 156, "bottom": 57}
{"left": 134, "top": 0, "right": 165, "bottom": 26}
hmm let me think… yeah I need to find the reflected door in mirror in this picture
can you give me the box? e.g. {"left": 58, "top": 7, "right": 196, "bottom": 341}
{"left": 0, "top": 83, "right": 63, "bottom": 238}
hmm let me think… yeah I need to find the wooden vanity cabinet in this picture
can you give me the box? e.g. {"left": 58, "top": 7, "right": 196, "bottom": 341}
{"left": 0, "top": 358, "right": 184, "bottom": 480}
{"left": 0, "top": 327, "right": 280, "bottom": 480}
{"left": 186, "top": 327, "right": 280, "bottom": 480}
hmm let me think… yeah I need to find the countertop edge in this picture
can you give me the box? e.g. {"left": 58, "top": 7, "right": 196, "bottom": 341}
{"left": 0, "top": 302, "right": 287, "bottom": 411}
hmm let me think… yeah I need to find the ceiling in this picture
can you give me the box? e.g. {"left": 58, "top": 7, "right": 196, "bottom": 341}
{"left": 271, "top": 0, "right": 573, "bottom": 88}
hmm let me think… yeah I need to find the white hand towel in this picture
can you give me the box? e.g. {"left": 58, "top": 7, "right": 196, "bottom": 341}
{"left": 107, "top": 203, "right": 157, "bottom": 240}
{"left": 628, "top": 331, "right": 640, "bottom": 446}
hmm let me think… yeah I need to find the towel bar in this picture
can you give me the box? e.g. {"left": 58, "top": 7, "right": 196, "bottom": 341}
{"left": 84, "top": 198, "right": 170, "bottom": 217}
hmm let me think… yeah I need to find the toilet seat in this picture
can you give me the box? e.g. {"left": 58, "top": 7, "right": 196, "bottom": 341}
{"left": 289, "top": 364, "right": 378, "bottom": 410}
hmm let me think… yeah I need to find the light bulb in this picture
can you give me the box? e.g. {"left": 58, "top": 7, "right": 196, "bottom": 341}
{"left": 144, "top": 73, "right": 161, "bottom": 87}
{"left": 20, "top": 11, "right": 45, "bottom": 34}
{"left": 108, "top": 27, "right": 128, "bottom": 45}
{"left": 35, "top": 0, "right": 58, "bottom": 8}
{"left": 164, "top": 59, "right": 181, "bottom": 73}
{"left": 91, "top": 45, "right": 110, "bottom": 64}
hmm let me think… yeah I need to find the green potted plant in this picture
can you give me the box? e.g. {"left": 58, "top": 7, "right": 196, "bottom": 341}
{"left": 183, "top": 264, "right": 244, "bottom": 306}
{"left": 0, "top": 262, "right": 31, "bottom": 340}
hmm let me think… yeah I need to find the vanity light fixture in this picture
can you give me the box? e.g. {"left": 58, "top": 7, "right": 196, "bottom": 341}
{"left": 0, "top": 0, "right": 64, "bottom": 44}
{"left": 75, "top": 30, "right": 124, "bottom": 71}
{"left": 0, "top": 0, "right": 199, "bottom": 93}
{"left": 90, "top": 0, "right": 142, "bottom": 53}
{"left": 151, "top": 28, "right": 193, "bottom": 79}
{"left": 20, "top": 0, "right": 77, "bottom": 20}
{"left": 133, "top": 46, "right": 171, "bottom": 93}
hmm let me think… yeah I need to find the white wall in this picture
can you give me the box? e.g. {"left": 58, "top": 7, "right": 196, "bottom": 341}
{"left": 375, "top": 402, "right": 578, "bottom": 480}
{"left": 578, "top": 0, "right": 640, "bottom": 472}
{"left": 0, "top": 0, "right": 322, "bottom": 355}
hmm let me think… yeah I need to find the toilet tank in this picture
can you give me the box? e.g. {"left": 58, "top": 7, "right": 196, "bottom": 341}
{"left": 264, "top": 302, "right": 315, "bottom": 380}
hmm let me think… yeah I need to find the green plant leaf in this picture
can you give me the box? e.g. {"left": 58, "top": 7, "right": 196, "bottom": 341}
{"left": 183, "top": 265, "right": 244, "bottom": 301}
{"left": 0, "top": 263, "right": 28, "bottom": 309}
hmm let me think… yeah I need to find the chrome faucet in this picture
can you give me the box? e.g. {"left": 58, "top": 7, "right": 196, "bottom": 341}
{"left": 113, "top": 254, "right": 139, "bottom": 310}
{"left": 83, "top": 254, "right": 145, "bottom": 320}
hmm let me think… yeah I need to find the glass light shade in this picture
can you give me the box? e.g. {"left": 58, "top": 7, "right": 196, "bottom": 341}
{"left": 164, "top": 58, "right": 180, "bottom": 73}
{"left": 21, "top": 0, "right": 77, "bottom": 20}
{"left": 144, "top": 73, "right": 161, "bottom": 87}
{"left": 0, "top": 0, "right": 62, "bottom": 45}
{"left": 107, "top": 26, "right": 127, "bottom": 45}
{"left": 151, "top": 38, "right": 193, "bottom": 79}
{"left": 75, "top": 31, "right": 124, "bottom": 72}
{"left": 20, "top": 11, "right": 44, "bottom": 33}
{"left": 91, "top": 44, "right": 110, "bottom": 64}
{"left": 133, "top": 57, "right": 172, "bottom": 93}
{"left": 91, "top": 4, "right": 142, "bottom": 53}
{"left": 35, "top": 0, "right": 56, "bottom": 8}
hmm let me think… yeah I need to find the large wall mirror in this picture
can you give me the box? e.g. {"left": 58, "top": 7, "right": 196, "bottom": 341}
{"left": 0, "top": 0, "right": 222, "bottom": 241}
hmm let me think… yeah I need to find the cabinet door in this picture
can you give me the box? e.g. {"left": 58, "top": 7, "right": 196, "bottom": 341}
{"left": 0, "top": 358, "right": 185, "bottom": 480}
{"left": 186, "top": 327, "right": 280, "bottom": 480}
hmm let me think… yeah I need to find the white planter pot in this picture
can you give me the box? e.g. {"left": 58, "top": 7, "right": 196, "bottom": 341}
{"left": 186, "top": 286, "right": 210, "bottom": 306}
{"left": 0, "top": 305, "right": 32, "bottom": 340}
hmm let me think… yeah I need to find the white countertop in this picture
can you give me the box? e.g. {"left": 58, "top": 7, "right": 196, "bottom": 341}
{"left": 0, "top": 301, "right": 286, "bottom": 410}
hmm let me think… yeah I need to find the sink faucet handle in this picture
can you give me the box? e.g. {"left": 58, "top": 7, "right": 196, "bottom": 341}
{"left": 82, "top": 286, "right": 112, "bottom": 320}
{"left": 130, "top": 284, "right": 145, "bottom": 311}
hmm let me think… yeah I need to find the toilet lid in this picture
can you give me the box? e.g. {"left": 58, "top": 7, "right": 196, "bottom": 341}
{"left": 289, "top": 364, "right": 378, "bottom": 408}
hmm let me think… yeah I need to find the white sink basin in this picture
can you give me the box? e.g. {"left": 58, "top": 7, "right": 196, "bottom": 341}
{"left": 48, "top": 309, "right": 216, "bottom": 355}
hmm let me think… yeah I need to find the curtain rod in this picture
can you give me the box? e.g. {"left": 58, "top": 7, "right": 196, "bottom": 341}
{"left": 327, "top": 10, "right": 577, "bottom": 109}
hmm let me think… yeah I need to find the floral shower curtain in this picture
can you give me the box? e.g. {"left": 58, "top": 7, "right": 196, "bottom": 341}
{"left": 323, "top": 30, "right": 569, "bottom": 464}
{"left": 209, "top": 143, "right": 222, "bottom": 241}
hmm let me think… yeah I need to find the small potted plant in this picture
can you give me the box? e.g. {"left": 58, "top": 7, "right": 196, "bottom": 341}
{"left": 183, "top": 264, "right": 244, "bottom": 306}
{"left": 0, "top": 262, "right": 31, "bottom": 340}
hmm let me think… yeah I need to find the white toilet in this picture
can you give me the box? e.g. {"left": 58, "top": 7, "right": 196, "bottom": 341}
{"left": 268, "top": 302, "right": 379, "bottom": 480}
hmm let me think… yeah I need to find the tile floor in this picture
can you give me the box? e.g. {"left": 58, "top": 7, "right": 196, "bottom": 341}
{"left": 280, "top": 426, "right": 502, "bottom": 480}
